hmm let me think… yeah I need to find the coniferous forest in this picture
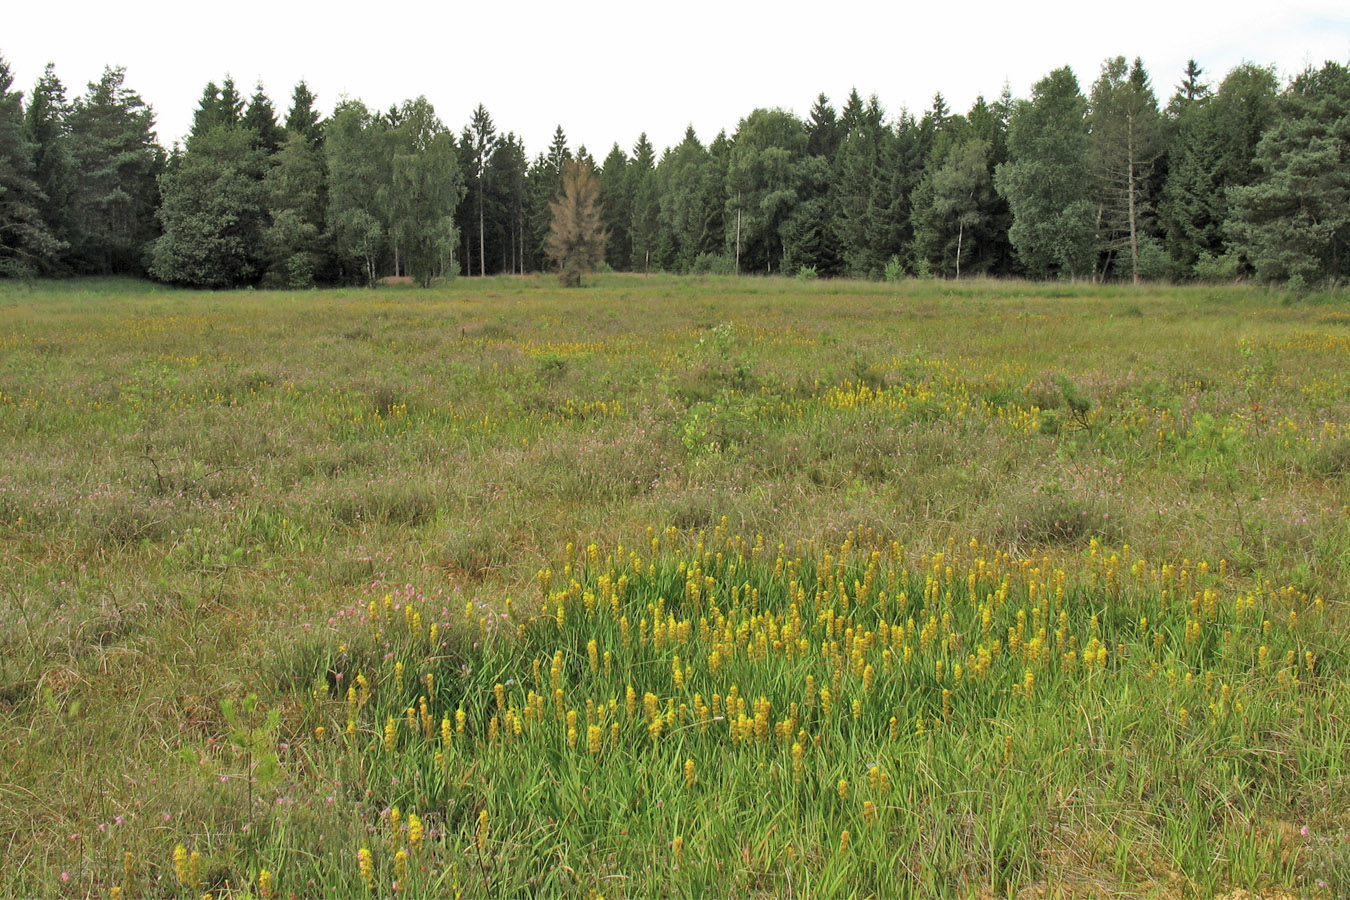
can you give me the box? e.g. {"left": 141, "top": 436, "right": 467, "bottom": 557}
{"left": 2, "top": 50, "right": 1348, "bottom": 289}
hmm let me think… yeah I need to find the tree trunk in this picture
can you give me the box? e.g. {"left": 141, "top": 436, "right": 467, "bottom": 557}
{"left": 1127, "top": 112, "right": 1140, "bottom": 286}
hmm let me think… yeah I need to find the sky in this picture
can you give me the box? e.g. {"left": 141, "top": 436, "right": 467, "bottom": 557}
{"left": 5, "top": 0, "right": 1349, "bottom": 158}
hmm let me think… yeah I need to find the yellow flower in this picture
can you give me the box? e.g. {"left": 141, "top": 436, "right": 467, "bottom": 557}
{"left": 408, "top": 813, "right": 424, "bottom": 849}
{"left": 358, "top": 846, "right": 375, "bottom": 891}
{"left": 475, "top": 809, "right": 490, "bottom": 853}
{"left": 258, "top": 868, "right": 275, "bottom": 899}
{"left": 684, "top": 758, "right": 695, "bottom": 788}
{"left": 173, "top": 844, "right": 190, "bottom": 886}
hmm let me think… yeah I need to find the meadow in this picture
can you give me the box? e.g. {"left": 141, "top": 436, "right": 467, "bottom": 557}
{"left": 0, "top": 274, "right": 1347, "bottom": 898}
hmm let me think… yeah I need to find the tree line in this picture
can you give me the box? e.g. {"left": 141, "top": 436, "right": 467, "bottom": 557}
{"left": 2, "top": 51, "right": 1347, "bottom": 288}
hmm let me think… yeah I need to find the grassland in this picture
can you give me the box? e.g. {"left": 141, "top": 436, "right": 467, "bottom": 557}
{"left": 0, "top": 274, "right": 1347, "bottom": 898}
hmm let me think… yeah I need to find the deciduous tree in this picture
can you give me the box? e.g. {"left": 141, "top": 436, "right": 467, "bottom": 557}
{"left": 995, "top": 67, "right": 1095, "bottom": 278}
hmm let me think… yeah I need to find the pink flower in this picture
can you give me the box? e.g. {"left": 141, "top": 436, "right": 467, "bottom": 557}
{"left": 60, "top": 873, "right": 70, "bottom": 883}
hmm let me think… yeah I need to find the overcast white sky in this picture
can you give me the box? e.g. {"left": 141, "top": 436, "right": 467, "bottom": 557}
{"left": 6, "top": 0, "right": 1349, "bottom": 158}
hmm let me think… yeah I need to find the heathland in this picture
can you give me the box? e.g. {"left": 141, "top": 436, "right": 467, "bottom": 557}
{"left": 1, "top": 274, "right": 1347, "bottom": 898}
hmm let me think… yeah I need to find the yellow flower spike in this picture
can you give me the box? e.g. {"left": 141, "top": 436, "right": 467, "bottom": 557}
{"left": 889, "top": 716, "right": 899, "bottom": 741}
{"left": 122, "top": 851, "right": 135, "bottom": 895}
{"left": 315, "top": 725, "right": 326, "bottom": 741}
{"left": 1178, "top": 707, "right": 1189, "bottom": 726}
{"left": 358, "top": 846, "right": 375, "bottom": 891}
{"left": 839, "top": 830, "right": 851, "bottom": 853}
{"left": 672, "top": 836, "right": 685, "bottom": 863}
{"left": 258, "top": 868, "right": 275, "bottom": 899}
{"left": 109, "top": 889, "right": 122, "bottom": 900}
{"left": 384, "top": 716, "right": 397, "bottom": 752}
{"left": 189, "top": 851, "right": 201, "bottom": 889}
{"left": 587, "top": 724, "right": 603, "bottom": 755}
{"left": 684, "top": 758, "right": 695, "bottom": 788}
{"left": 864, "top": 800, "right": 876, "bottom": 824}
{"left": 475, "top": 809, "right": 490, "bottom": 853}
{"left": 456, "top": 707, "right": 467, "bottom": 733}
{"left": 409, "top": 813, "right": 424, "bottom": 849}
{"left": 837, "top": 779, "right": 848, "bottom": 802}
{"left": 173, "top": 844, "right": 190, "bottom": 886}
{"left": 394, "top": 849, "right": 408, "bottom": 890}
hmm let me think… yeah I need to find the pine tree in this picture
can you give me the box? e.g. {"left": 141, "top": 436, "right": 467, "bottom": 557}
{"left": 1228, "top": 61, "right": 1350, "bottom": 283}
{"left": 546, "top": 158, "right": 606, "bottom": 286}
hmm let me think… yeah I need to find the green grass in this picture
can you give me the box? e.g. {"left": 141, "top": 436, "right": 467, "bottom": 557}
{"left": 0, "top": 273, "right": 1347, "bottom": 898}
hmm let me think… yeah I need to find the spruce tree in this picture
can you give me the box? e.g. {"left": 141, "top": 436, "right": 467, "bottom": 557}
{"left": 284, "top": 81, "right": 322, "bottom": 144}
{"left": 598, "top": 143, "right": 632, "bottom": 270}
{"left": 628, "top": 133, "right": 659, "bottom": 273}
{"left": 1159, "top": 63, "right": 1277, "bottom": 273}
{"left": 65, "top": 66, "right": 163, "bottom": 274}
{"left": 0, "top": 54, "right": 64, "bottom": 277}
{"left": 242, "top": 82, "right": 284, "bottom": 153}
{"left": 25, "top": 63, "right": 75, "bottom": 270}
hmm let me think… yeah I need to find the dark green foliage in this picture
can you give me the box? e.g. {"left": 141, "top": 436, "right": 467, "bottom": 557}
{"left": 24, "top": 63, "right": 75, "bottom": 272}
{"left": 1159, "top": 64, "right": 1278, "bottom": 273}
{"left": 284, "top": 81, "right": 322, "bottom": 145}
{"left": 191, "top": 77, "right": 244, "bottom": 138}
{"left": 463, "top": 103, "right": 496, "bottom": 277}
{"left": 150, "top": 126, "right": 268, "bottom": 287}
{"left": 629, "top": 133, "right": 659, "bottom": 272}
{"left": 1227, "top": 62, "right": 1350, "bottom": 284}
{"left": 598, "top": 143, "right": 632, "bottom": 270}
{"left": 242, "top": 82, "right": 284, "bottom": 154}
{"left": 262, "top": 132, "right": 327, "bottom": 287}
{"left": 911, "top": 138, "right": 999, "bottom": 277}
{"left": 0, "top": 54, "right": 64, "bottom": 277}
{"left": 64, "top": 66, "right": 163, "bottom": 275}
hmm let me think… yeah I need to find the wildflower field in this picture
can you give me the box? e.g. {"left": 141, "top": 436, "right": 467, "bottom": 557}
{"left": 1, "top": 274, "right": 1348, "bottom": 898}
